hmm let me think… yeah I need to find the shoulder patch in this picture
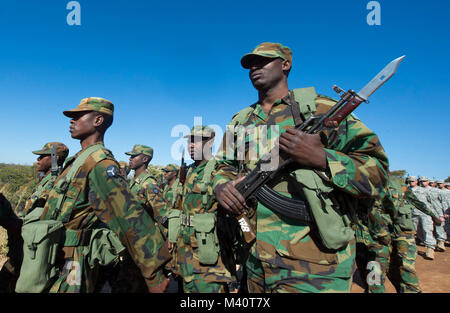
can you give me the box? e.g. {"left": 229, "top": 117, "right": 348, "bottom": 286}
{"left": 106, "top": 165, "right": 119, "bottom": 178}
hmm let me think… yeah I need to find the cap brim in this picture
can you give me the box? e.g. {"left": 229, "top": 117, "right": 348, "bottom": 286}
{"left": 125, "top": 152, "right": 138, "bottom": 156}
{"left": 63, "top": 108, "right": 93, "bottom": 118}
{"left": 240, "top": 53, "right": 280, "bottom": 69}
{"left": 32, "top": 150, "right": 49, "bottom": 155}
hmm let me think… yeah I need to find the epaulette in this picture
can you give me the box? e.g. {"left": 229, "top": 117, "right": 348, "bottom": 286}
{"left": 90, "top": 147, "right": 115, "bottom": 163}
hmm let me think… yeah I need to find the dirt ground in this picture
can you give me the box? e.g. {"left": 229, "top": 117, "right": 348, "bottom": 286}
{"left": 351, "top": 242, "right": 450, "bottom": 293}
{"left": 1, "top": 241, "right": 449, "bottom": 293}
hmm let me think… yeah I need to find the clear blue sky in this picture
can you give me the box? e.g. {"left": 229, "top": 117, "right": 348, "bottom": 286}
{"left": 0, "top": 0, "right": 448, "bottom": 180}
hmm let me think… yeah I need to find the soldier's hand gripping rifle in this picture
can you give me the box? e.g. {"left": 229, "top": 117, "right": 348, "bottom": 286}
{"left": 234, "top": 56, "right": 406, "bottom": 244}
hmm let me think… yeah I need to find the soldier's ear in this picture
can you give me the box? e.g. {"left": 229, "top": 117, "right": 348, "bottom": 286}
{"left": 282, "top": 59, "right": 291, "bottom": 76}
{"left": 93, "top": 113, "right": 105, "bottom": 128}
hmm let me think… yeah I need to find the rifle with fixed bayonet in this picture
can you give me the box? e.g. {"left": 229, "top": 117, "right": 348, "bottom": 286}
{"left": 233, "top": 56, "right": 406, "bottom": 244}
{"left": 51, "top": 143, "right": 59, "bottom": 177}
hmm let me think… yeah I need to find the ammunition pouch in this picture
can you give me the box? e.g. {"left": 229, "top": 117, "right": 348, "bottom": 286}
{"left": 397, "top": 205, "right": 415, "bottom": 232}
{"left": 16, "top": 207, "right": 64, "bottom": 293}
{"left": 167, "top": 210, "right": 181, "bottom": 243}
{"left": 294, "top": 169, "right": 354, "bottom": 250}
{"left": 16, "top": 205, "right": 125, "bottom": 293}
{"left": 192, "top": 213, "right": 220, "bottom": 265}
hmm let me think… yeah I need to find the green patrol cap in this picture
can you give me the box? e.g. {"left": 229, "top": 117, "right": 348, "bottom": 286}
{"left": 162, "top": 164, "right": 179, "bottom": 172}
{"left": 241, "top": 42, "right": 292, "bottom": 69}
{"left": 32, "top": 142, "right": 69, "bottom": 159}
{"left": 183, "top": 126, "right": 215, "bottom": 138}
{"left": 125, "top": 144, "right": 154, "bottom": 158}
{"left": 406, "top": 176, "right": 417, "bottom": 182}
{"left": 119, "top": 161, "right": 130, "bottom": 175}
{"left": 418, "top": 176, "right": 429, "bottom": 182}
{"left": 63, "top": 97, "right": 114, "bottom": 117}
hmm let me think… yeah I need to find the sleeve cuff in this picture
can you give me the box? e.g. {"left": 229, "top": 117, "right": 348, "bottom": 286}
{"left": 144, "top": 271, "right": 164, "bottom": 288}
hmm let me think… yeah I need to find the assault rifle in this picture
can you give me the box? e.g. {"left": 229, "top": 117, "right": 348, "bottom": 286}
{"left": 234, "top": 56, "right": 405, "bottom": 244}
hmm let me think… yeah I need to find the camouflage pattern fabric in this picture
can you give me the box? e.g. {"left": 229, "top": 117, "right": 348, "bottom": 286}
{"left": 353, "top": 199, "right": 392, "bottom": 293}
{"left": 161, "top": 177, "right": 182, "bottom": 233}
{"left": 246, "top": 252, "right": 354, "bottom": 293}
{"left": 378, "top": 179, "right": 422, "bottom": 293}
{"left": 214, "top": 90, "right": 389, "bottom": 293}
{"left": 37, "top": 142, "right": 170, "bottom": 292}
{"left": 125, "top": 144, "right": 154, "bottom": 159}
{"left": 387, "top": 232, "right": 421, "bottom": 293}
{"left": 63, "top": 97, "right": 114, "bottom": 117}
{"left": 410, "top": 186, "right": 436, "bottom": 248}
{"left": 183, "top": 125, "right": 215, "bottom": 138}
{"left": 443, "top": 188, "right": 450, "bottom": 236}
{"left": 32, "top": 142, "right": 69, "bottom": 159}
{"left": 428, "top": 187, "right": 447, "bottom": 242}
{"left": 129, "top": 172, "right": 166, "bottom": 227}
{"left": 241, "top": 42, "right": 292, "bottom": 69}
{"left": 0, "top": 193, "right": 23, "bottom": 293}
{"left": 23, "top": 173, "right": 56, "bottom": 216}
{"left": 174, "top": 160, "right": 235, "bottom": 293}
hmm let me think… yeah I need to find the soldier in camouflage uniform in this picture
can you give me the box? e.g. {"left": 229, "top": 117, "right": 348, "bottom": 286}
{"left": 354, "top": 199, "right": 392, "bottom": 293}
{"left": 127, "top": 145, "right": 166, "bottom": 224}
{"left": 382, "top": 176, "right": 441, "bottom": 292}
{"left": 428, "top": 179, "right": 447, "bottom": 251}
{"left": 23, "top": 142, "right": 69, "bottom": 216}
{"left": 160, "top": 164, "right": 182, "bottom": 293}
{"left": 416, "top": 176, "right": 445, "bottom": 257}
{"left": 118, "top": 161, "right": 130, "bottom": 180}
{"left": 170, "top": 126, "right": 237, "bottom": 293}
{"left": 161, "top": 164, "right": 181, "bottom": 225}
{"left": 214, "top": 42, "right": 389, "bottom": 293}
{"left": 0, "top": 142, "right": 69, "bottom": 292}
{"left": 15, "top": 97, "right": 170, "bottom": 293}
{"left": 410, "top": 176, "right": 439, "bottom": 259}
{"left": 437, "top": 180, "right": 450, "bottom": 239}
{"left": 0, "top": 193, "right": 22, "bottom": 292}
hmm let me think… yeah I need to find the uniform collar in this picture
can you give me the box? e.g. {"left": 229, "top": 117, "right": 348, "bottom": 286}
{"left": 252, "top": 91, "right": 294, "bottom": 121}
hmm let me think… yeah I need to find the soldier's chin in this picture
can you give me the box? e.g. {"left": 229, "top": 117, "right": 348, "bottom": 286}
{"left": 251, "top": 79, "right": 267, "bottom": 90}
{"left": 70, "top": 131, "right": 85, "bottom": 140}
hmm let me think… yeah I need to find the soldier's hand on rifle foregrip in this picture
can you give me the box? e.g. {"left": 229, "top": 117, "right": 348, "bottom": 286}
{"left": 214, "top": 176, "right": 246, "bottom": 215}
{"left": 279, "top": 128, "right": 327, "bottom": 171}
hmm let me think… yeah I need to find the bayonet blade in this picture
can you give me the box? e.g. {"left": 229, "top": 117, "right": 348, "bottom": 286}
{"left": 51, "top": 143, "right": 58, "bottom": 176}
{"left": 357, "top": 55, "right": 405, "bottom": 100}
